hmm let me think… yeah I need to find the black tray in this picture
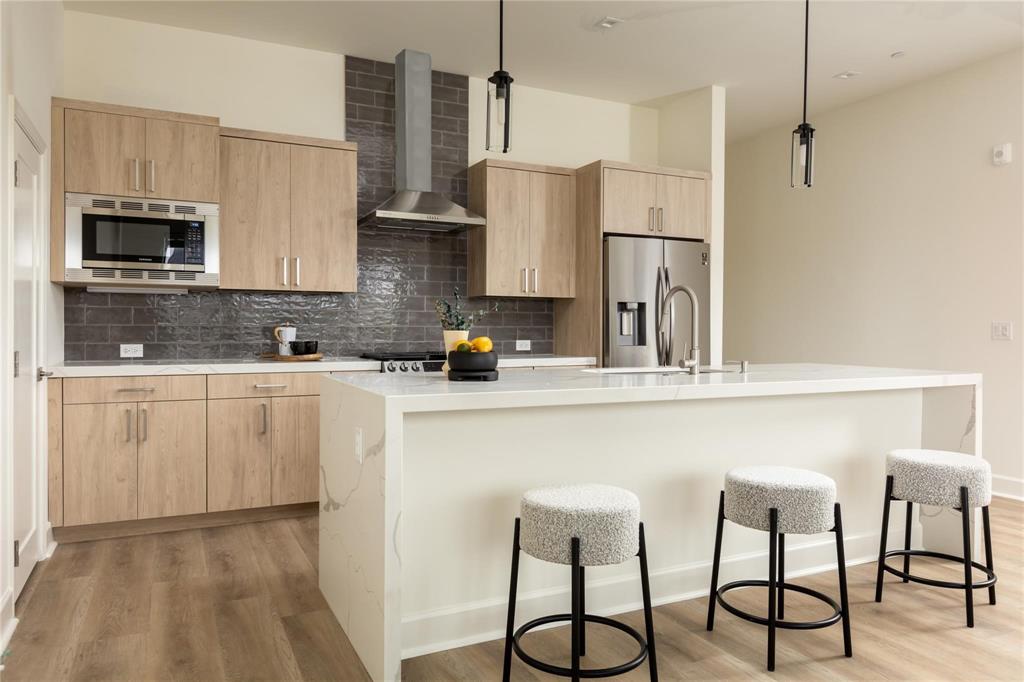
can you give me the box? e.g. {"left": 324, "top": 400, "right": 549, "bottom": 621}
{"left": 448, "top": 369, "right": 499, "bottom": 382}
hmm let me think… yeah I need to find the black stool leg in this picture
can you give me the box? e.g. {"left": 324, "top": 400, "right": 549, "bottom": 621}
{"left": 638, "top": 522, "right": 658, "bottom": 681}
{"left": 777, "top": 533, "right": 786, "bottom": 620}
{"left": 571, "top": 537, "right": 581, "bottom": 682}
{"left": 707, "top": 490, "right": 725, "bottom": 631}
{"left": 767, "top": 508, "right": 778, "bottom": 672}
{"left": 983, "top": 505, "right": 996, "bottom": 605}
{"left": 903, "top": 501, "right": 913, "bottom": 582}
{"left": 834, "top": 503, "right": 853, "bottom": 657}
{"left": 959, "top": 486, "right": 974, "bottom": 628}
{"left": 875, "top": 475, "right": 895, "bottom": 602}
{"left": 579, "top": 566, "right": 586, "bottom": 657}
{"left": 502, "top": 518, "right": 521, "bottom": 682}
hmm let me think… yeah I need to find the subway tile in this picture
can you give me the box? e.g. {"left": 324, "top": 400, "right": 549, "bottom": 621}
{"left": 65, "top": 325, "right": 110, "bottom": 343}
{"left": 109, "top": 326, "right": 157, "bottom": 343}
{"left": 84, "top": 344, "right": 121, "bottom": 361}
{"left": 85, "top": 307, "right": 132, "bottom": 325}
{"left": 346, "top": 86, "right": 375, "bottom": 105}
{"left": 345, "top": 56, "right": 376, "bottom": 74}
{"left": 64, "top": 307, "right": 85, "bottom": 325}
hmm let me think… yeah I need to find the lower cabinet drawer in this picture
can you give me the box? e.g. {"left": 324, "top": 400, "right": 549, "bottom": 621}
{"left": 63, "top": 375, "right": 206, "bottom": 404}
{"left": 207, "top": 372, "right": 323, "bottom": 399}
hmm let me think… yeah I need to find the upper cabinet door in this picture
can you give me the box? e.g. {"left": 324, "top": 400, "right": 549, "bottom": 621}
{"left": 529, "top": 172, "right": 575, "bottom": 298}
{"left": 289, "top": 146, "right": 357, "bottom": 292}
{"left": 219, "top": 136, "right": 291, "bottom": 291}
{"left": 144, "top": 119, "right": 220, "bottom": 202}
{"left": 656, "top": 174, "right": 708, "bottom": 241}
{"left": 485, "top": 167, "right": 533, "bottom": 296}
{"left": 64, "top": 109, "right": 145, "bottom": 197}
{"left": 602, "top": 168, "right": 657, "bottom": 236}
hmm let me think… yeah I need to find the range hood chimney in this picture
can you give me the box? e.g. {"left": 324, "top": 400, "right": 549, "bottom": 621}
{"left": 358, "top": 49, "right": 485, "bottom": 232}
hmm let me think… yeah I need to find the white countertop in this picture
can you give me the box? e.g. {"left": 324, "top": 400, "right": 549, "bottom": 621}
{"left": 327, "top": 363, "right": 981, "bottom": 412}
{"left": 48, "top": 355, "right": 596, "bottom": 378}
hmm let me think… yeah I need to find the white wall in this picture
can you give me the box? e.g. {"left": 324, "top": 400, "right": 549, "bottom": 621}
{"left": 652, "top": 86, "right": 726, "bottom": 365}
{"left": 724, "top": 49, "right": 1024, "bottom": 498}
{"left": 0, "top": 0, "right": 63, "bottom": 655}
{"left": 63, "top": 11, "right": 345, "bottom": 139}
{"left": 468, "top": 77, "right": 658, "bottom": 167}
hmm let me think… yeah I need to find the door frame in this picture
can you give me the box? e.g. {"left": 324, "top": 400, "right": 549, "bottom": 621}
{"left": 0, "top": 95, "right": 51, "bottom": 637}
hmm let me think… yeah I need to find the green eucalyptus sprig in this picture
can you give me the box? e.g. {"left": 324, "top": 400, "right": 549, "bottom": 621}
{"left": 434, "top": 288, "right": 498, "bottom": 331}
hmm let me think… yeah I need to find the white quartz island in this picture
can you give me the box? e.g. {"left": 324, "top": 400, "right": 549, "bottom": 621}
{"left": 318, "top": 364, "right": 981, "bottom": 681}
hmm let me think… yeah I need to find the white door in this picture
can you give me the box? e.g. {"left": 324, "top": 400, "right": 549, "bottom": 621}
{"left": 12, "top": 115, "right": 43, "bottom": 597}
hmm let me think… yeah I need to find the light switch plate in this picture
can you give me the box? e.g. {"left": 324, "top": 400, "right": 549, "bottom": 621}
{"left": 516, "top": 339, "right": 531, "bottom": 351}
{"left": 120, "top": 344, "right": 144, "bottom": 358}
{"left": 991, "top": 321, "right": 1013, "bottom": 341}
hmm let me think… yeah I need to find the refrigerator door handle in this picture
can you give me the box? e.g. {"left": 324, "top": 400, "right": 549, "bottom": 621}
{"left": 654, "top": 266, "right": 664, "bottom": 364}
{"left": 664, "top": 266, "right": 676, "bottom": 365}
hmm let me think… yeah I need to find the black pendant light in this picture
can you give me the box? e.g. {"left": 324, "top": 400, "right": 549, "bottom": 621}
{"left": 791, "top": 0, "right": 815, "bottom": 188}
{"left": 486, "top": 0, "right": 513, "bottom": 153}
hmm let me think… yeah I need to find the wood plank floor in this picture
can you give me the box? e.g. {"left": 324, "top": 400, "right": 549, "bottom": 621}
{"left": 7, "top": 498, "right": 1022, "bottom": 681}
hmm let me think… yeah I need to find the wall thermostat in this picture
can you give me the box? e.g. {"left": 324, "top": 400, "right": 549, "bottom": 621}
{"left": 993, "top": 143, "right": 1012, "bottom": 166}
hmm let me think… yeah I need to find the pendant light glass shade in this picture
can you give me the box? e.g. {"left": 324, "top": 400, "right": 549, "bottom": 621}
{"left": 485, "top": 70, "right": 513, "bottom": 153}
{"left": 791, "top": 122, "right": 815, "bottom": 188}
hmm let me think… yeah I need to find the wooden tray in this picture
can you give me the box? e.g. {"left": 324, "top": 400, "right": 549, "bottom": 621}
{"left": 259, "top": 352, "right": 324, "bottom": 362}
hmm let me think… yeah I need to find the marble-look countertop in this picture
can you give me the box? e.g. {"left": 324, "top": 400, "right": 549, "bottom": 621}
{"left": 328, "top": 363, "right": 981, "bottom": 411}
{"left": 47, "top": 354, "right": 596, "bottom": 378}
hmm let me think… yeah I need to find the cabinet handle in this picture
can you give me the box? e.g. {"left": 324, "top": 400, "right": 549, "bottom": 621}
{"left": 282, "top": 257, "right": 289, "bottom": 286}
{"left": 521, "top": 267, "right": 528, "bottom": 293}
{"left": 532, "top": 268, "right": 539, "bottom": 293}
{"left": 254, "top": 383, "right": 288, "bottom": 389}
{"left": 658, "top": 207, "right": 664, "bottom": 232}
{"left": 648, "top": 207, "right": 655, "bottom": 231}
{"left": 140, "top": 407, "right": 148, "bottom": 442}
{"left": 294, "top": 257, "right": 301, "bottom": 287}
{"left": 260, "top": 402, "right": 268, "bottom": 434}
{"left": 125, "top": 408, "right": 132, "bottom": 442}
{"left": 116, "top": 387, "right": 156, "bottom": 392}
{"left": 132, "top": 159, "right": 140, "bottom": 191}
{"left": 147, "top": 159, "right": 155, "bottom": 193}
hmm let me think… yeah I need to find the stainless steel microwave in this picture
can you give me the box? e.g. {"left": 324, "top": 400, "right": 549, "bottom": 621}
{"left": 64, "top": 193, "right": 219, "bottom": 289}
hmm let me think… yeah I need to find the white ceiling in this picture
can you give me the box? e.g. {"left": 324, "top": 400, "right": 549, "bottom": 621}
{"left": 64, "top": 1, "right": 1023, "bottom": 140}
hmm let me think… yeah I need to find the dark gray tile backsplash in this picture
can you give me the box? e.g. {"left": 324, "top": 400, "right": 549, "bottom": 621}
{"left": 63, "top": 56, "right": 555, "bottom": 362}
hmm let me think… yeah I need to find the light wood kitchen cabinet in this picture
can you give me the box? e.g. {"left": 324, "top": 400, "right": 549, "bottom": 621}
{"left": 208, "top": 398, "right": 273, "bottom": 512}
{"left": 138, "top": 400, "right": 207, "bottom": 519}
{"left": 63, "top": 402, "right": 139, "bottom": 526}
{"left": 219, "top": 136, "right": 292, "bottom": 291}
{"left": 271, "top": 396, "right": 320, "bottom": 505}
{"left": 602, "top": 167, "right": 656, "bottom": 236}
{"left": 219, "top": 128, "right": 358, "bottom": 293}
{"left": 64, "top": 109, "right": 146, "bottom": 198}
{"left": 62, "top": 103, "right": 219, "bottom": 202}
{"left": 468, "top": 159, "right": 576, "bottom": 298}
{"left": 145, "top": 119, "right": 220, "bottom": 203}
{"left": 602, "top": 165, "right": 708, "bottom": 240}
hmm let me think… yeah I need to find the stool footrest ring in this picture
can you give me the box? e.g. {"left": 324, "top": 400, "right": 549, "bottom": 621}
{"left": 882, "top": 549, "right": 997, "bottom": 589}
{"left": 512, "top": 613, "right": 648, "bottom": 679}
{"left": 716, "top": 580, "right": 844, "bottom": 630}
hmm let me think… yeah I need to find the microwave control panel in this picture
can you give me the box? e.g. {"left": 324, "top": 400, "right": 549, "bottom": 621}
{"left": 185, "top": 221, "right": 204, "bottom": 266}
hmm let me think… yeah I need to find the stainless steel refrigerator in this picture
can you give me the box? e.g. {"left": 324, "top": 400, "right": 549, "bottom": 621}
{"left": 604, "top": 236, "right": 710, "bottom": 368}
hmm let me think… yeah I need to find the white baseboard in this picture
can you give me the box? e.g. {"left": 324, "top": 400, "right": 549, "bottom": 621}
{"left": 0, "top": 586, "right": 18, "bottom": 664}
{"left": 401, "top": 529, "right": 881, "bottom": 660}
{"left": 992, "top": 475, "right": 1023, "bottom": 501}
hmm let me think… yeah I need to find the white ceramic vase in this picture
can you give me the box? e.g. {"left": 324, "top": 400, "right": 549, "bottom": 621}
{"left": 441, "top": 330, "right": 470, "bottom": 375}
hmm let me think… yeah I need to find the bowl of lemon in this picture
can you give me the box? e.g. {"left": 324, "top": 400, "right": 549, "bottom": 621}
{"left": 447, "top": 336, "right": 498, "bottom": 374}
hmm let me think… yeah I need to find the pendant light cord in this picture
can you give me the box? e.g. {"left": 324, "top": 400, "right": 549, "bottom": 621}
{"left": 499, "top": 0, "right": 504, "bottom": 72}
{"left": 802, "top": 0, "right": 809, "bottom": 124}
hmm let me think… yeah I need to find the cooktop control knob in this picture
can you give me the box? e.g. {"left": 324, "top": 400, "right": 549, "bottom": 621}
{"left": 386, "top": 362, "right": 397, "bottom": 372}
{"left": 411, "top": 362, "right": 421, "bottom": 372}
{"left": 399, "top": 362, "right": 408, "bottom": 372}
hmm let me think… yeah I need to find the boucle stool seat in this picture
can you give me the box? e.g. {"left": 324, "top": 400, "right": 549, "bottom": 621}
{"left": 876, "top": 449, "right": 997, "bottom": 628}
{"left": 724, "top": 466, "right": 837, "bottom": 535}
{"left": 503, "top": 484, "right": 658, "bottom": 681}
{"left": 520, "top": 484, "right": 641, "bottom": 566}
{"left": 708, "top": 467, "right": 851, "bottom": 671}
{"left": 886, "top": 449, "right": 992, "bottom": 508}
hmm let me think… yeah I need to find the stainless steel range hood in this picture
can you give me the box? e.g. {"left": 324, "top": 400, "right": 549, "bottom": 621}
{"left": 358, "top": 49, "right": 485, "bottom": 232}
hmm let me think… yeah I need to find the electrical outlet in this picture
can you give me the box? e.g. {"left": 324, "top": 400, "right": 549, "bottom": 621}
{"left": 516, "top": 339, "right": 531, "bottom": 351}
{"left": 991, "top": 321, "right": 1014, "bottom": 341}
{"left": 354, "top": 427, "right": 364, "bottom": 463}
{"left": 120, "top": 344, "right": 144, "bottom": 358}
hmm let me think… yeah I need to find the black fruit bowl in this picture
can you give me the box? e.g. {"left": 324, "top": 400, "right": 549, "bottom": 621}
{"left": 448, "top": 350, "right": 498, "bottom": 372}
